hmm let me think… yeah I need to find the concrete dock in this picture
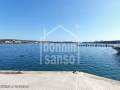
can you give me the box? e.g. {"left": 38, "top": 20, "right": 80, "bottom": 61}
{"left": 0, "top": 71, "right": 120, "bottom": 90}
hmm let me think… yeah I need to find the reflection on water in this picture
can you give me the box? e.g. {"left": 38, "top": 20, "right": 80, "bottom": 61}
{"left": 114, "top": 54, "right": 120, "bottom": 66}
{"left": 0, "top": 44, "right": 120, "bottom": 81}
{"left": 116, "top": 52, "right": 120, "bottom": 55}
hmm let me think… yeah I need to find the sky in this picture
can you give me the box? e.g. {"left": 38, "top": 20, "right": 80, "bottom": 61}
{"left": 0, "top": 0, "right": 120, "bottom": 41}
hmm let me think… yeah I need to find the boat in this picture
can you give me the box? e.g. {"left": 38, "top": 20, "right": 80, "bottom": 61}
{"left": 112, "top": 45, "right": 120, "bottom": 53}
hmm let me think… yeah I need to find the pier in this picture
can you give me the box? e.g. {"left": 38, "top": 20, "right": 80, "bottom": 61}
{"left": 78, "top": 43, "right": 114, "bottom": 47}
{"left": 0, "top": 71, "right": 120, "bottom": 90}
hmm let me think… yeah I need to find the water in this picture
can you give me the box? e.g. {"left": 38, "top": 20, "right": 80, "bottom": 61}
{"left": 0, "top": 43, "right": 120, "bottom": 81}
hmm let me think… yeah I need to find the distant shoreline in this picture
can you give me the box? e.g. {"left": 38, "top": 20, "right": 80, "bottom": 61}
{"left": 0, "top": 39, "right": 120, "bottom": 44}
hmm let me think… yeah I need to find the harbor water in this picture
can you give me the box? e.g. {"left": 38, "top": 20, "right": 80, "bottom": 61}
{"left": 0, "top": 43, "right": 120, "bottom": 81}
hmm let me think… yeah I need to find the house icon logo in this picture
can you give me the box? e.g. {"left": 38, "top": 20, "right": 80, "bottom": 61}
{"left": 39, "top": 25, "right": 80, "bottom": 65}
{"left": 41, "top": 25, "right": 80, "bottom": 41}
